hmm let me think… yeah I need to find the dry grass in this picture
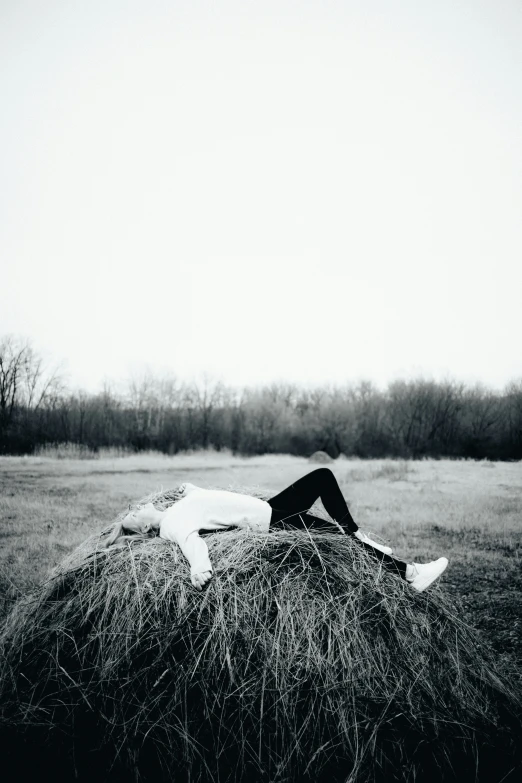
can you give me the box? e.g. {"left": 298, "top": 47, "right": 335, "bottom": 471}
{"left": 1, "top": 483, "right": 521, "bottom": 782}
{"left": 34, "top": 442, "right": 137, "bottom": 459}
{"left": 1, "top": 453, "right": 521, "bottom": 620}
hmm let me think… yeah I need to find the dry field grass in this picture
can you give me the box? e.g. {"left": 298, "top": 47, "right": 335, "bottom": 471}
{"left": 1, "top": 451, "right": 521, "bottom": 679}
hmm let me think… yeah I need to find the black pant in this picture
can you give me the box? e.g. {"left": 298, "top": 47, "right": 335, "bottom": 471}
{"left": 267, "top": 468, "right": 408, "bottom": 579}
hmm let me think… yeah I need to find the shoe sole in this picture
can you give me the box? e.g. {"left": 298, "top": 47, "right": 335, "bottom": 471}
{"left": 410, "top": 558, "right": 449, "bottom": 592}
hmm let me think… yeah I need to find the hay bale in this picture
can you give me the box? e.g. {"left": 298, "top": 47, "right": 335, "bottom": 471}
{"left": 308, "top": 450, "right": 334, "bottom": 463}
{"left": 0, "top": 488, "right": 521, "bottom": 783}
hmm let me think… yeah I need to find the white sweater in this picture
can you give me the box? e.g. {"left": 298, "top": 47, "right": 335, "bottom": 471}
{"left": 159, "top": 483, "right": 272, "bottom": 575}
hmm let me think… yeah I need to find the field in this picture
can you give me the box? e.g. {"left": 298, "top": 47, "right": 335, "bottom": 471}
{"left": 0, "top": 451, "right": 521, "bottom": 683}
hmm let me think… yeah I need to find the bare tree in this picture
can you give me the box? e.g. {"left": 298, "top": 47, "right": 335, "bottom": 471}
{"left": 0, "top": 335, "right": 64, "bottom": 429}
{"left": 190, "top": 374, "right": 225, "bottom": 449}
{"left": 503, "top": 380, "right": 522, "bottom": 457}
{"left": 0, "top": 335, "right": 27, "bottom": 428}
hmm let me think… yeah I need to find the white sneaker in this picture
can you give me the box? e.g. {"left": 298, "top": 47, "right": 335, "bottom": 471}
{"left": 407, "top": 558, "right": 449, "bottom": 592}
{"left": 354, "top": 530, "right": 393, "bottom": 555}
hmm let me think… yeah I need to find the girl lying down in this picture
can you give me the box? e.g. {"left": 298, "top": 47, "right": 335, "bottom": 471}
{"left": 104, "top": 468, "right": 448, "bottom": 593}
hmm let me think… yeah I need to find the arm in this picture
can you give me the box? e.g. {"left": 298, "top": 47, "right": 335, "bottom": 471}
{"left": 175, "top": 529, "right": 213, "bottom": 591}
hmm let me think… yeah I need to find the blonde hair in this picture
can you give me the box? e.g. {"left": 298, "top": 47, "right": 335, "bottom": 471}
{"left": 103, "top": 486, "right": 187, "bottom": 549}
{"left": 103, "top": 515, "right": 158, "bottom": 549}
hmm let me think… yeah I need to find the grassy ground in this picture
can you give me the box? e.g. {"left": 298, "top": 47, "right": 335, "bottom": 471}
{"left": 1, "top": 451, "right": 521, "bottom": 680}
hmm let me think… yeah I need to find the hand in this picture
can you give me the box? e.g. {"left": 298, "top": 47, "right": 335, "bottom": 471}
{"left": 191, "top": 570, "right": 213, "bottom": 591}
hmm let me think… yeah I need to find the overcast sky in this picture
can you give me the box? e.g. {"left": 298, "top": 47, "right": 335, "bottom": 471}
{"left": 1, "top": 0, "right": 521, "bottom": 392}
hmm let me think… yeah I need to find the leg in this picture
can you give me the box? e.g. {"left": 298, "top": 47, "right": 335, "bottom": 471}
{"left": 271, "top": 508, "right": 408, "bottom": 577}
{"left": 268, "top": 468, "right": 407, "bottom": 578}
{"left": 357, "top": 540, "right": 408, "bottom": 579}
{"left": 267, "top": 468, "right": 358, "bottom": 533}
{"left": 268, "top": 470, "right": 448, "bottom": 590}
{"left": 270, "top": 511, "right": 339, "bottom": 532}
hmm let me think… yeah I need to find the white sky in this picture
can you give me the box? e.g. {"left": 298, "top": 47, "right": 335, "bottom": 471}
{"left": 1, "top": 0, "right": 521, "bottom": 392}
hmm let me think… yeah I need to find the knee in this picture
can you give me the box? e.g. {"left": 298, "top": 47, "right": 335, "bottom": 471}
{"left": 309, "top": 467, "right": 334, "bottom": 483}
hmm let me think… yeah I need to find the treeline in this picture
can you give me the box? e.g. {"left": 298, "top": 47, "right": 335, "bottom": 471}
{"left": 1, "top": 335, "right": 522, "bottom": 460}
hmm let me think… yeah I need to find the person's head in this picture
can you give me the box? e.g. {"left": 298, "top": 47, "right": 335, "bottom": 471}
{"left": 122, "top": 502, "right": 162, "bottom": 534}
{"left": 103, "top": 502, "right": 162, "bottom": 548}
